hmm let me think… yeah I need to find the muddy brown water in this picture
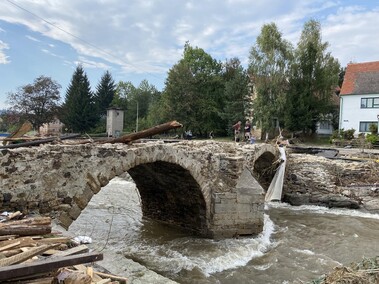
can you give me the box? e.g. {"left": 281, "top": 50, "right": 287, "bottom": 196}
{"left": 67, "top": 177, "right": 379, "bottom": 284}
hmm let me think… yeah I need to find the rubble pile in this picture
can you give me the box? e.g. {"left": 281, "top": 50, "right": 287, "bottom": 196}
{"left": 0, "top": 211, "right": 127, "bottom": 283}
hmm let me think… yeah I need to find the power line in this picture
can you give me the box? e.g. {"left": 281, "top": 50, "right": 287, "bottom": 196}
{"left": 6, "top": 0, "right": 162, "bottom": 81}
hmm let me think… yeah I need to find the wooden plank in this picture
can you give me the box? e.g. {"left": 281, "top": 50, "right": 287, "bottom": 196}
{"left": 11, "top": 276, "right": 54, "bottom": 284}
{"left": 0, "top": 217, "right": 51, "bottom": 236}
{"left": 94, "top": 271, "right": 128, "bottom": 284}
{"left": 96, "top": 278, "right": 112, "bottom": 284}
{"left": 0, "top": 237, "right": 35, "bottom": 249}
{"left": 0, "top": 225, "right": 51, "bottom": 236}
{"left": 0, "top": 241, "right": 20, "bottom": 252}
{"left": 6, "top": 211, "right": 22, "bottom": 221}
{"left": 1, "top": 249, "right": 23, "bottom": 257}
{"left": 41, "top": 249, "right": 60, "bottom": 256}
{"left": 0, "top": 252, "right": 103, "bottom": 281}
{"left": 36, "top": 237, "right": 71, "bottom": 244}
{"left": 86, "top": 266, "right": 94, "bottom": 278}
{"left": 0, "top": 235, "right": 17, "bottom": 241}
{"left": 0, "top": 244, "right": 57, "bottom": 267}
{"left": 0, "top": 217, "right": 51, "bottom": 227}
{"left": 52, "top": 244, "right": 88, "bottom": 257}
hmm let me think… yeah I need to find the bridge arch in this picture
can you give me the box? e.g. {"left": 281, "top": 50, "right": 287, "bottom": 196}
{"left": 0, "top": 141, "right": 278, "bottom": 238}
{"left": 127, "top": 161, "right": 207, "bottom": 236}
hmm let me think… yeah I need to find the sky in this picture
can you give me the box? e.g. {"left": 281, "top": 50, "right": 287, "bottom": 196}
{"left": 0, "top": 0, "right": 379, "bottom": 109}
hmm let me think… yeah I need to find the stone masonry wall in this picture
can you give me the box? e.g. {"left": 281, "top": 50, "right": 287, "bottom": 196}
{"left": 0, "top": 141, "right": 277, "bottom": 238}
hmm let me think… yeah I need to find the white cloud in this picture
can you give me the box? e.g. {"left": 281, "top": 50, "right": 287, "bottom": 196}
{"left": 323, "top": 6, "right": 379, "bottom": 66}
{"left": 0, "top": 40, "right": 10, "bottom": 64}
{"left": 25, "top": 35, "right": 40, "bottom": 42}
{"left": 0, "top": 0, "right": 378, "bottom": 74}
{"left": 75, "top": 56, "right": 111, "bottom": 70}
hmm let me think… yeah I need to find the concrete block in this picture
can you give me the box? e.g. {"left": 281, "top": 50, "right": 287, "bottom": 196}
{"left": 214, "top": 203, "right": 238, "bottom": 213}
{"left": 236, "top": 203, "right": 252, "bottom": 213}
{"left": 74, "top": 186, "right": 94, "bottom": 209}
{"left": 68, "top": 203, "right": 82, "bottom": 220}
{"left": 86, "top": 173, "right": 101, "bottom": 193}
{"left": 58, "top": 212, "right": 73, "bottom": 229}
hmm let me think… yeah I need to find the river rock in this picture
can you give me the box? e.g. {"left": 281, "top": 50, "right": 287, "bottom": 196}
{"left": 283, "top": 153, "right": 379, "bottom": 212}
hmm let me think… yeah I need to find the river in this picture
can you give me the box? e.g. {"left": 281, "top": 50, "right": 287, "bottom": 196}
{"left": 67, "top": 176, "right": 379, "bottom": 284}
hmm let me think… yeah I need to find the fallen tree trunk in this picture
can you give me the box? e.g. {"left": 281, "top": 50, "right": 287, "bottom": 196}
{"left": 0, "top": 217, "right": 51, "bottom": 236}
{"left": 103, "top": 120, "right": 183, "bottom": 144}
{"left": 0, "top": 134, "right": 80, "bottom": 149}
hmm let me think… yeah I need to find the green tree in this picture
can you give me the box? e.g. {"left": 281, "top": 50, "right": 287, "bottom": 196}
{"left": 7, "top": 75, "right": 61, "bottom": 132}
{"left": 223, "top": 58, "right": 250, "bottom": 136}
{"left": 285, "top": 20, "right": 340, "bottom": 134}
{"left": 162, "top": 42, "right": 224, "bottom": 136}
{"left": 248, "top": 23, "right": 293, "bottom": 136}
{"left": 0, "top": 110, "right": 21, "bottom": 133}
{"left": 94, "top": 70, "right": 116, "bottom": 116}
{"left": 125, "top": 80, "right": 158, "bottom": 132}
{"left": 61, "top": 65, "right": 97, "bottom": 133}
{"left": 112, "top": 80, "right": 159, "bottom": 132}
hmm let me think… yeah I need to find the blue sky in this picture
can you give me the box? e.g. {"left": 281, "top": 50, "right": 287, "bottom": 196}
{"left": 1, "top": 0, "right": 379, "bottom": 109}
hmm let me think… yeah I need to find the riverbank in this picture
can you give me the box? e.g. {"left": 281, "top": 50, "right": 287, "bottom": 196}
{"left": 59, "top": 144, "right": 379, "bottom": 283}
{"left": 53, "top": 224, "right": 179, "bottom": 284}
{"left": 283, "top": 146, "right": 379, "bottom": 212}
{"left": 58, "top": 174, "right": 379, "bottom": 284}
{"left": 53, "top": 176, "right": 179, "bottom": 284}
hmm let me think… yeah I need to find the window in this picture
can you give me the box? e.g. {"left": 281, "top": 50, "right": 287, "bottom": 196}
{"left": 359, "top": 121, "right": 377, "bottom": 132}
{"left": 361, "top": 97, "right": 379, "bottom": 108}
{"left": 319, "top": 121, "right": 331, "bottom": 130}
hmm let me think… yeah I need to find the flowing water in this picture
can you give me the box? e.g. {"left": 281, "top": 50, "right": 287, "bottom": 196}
{"left": 68, "top": 177, "right": 379, "bottom": 284}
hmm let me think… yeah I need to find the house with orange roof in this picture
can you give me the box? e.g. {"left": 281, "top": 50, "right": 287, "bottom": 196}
{"left": 339, "top": 61, "right": 379, "bottom": 135}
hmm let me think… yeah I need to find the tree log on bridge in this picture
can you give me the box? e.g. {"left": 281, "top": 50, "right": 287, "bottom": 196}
{"left": 103, "top": 120, "right": 183, "bottom": 144}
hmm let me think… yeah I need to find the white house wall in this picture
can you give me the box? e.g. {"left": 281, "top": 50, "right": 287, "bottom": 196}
{"left": 339, "top": 93, "right": 379, "bottom": 135}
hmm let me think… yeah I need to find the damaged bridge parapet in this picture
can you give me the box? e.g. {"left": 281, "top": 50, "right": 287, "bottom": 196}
{"left": 0, "top": 141, "right": 278, "bottom": 239}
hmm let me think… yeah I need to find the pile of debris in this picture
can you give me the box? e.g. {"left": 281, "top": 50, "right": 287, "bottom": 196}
{"left": 0, "top": 211, "right": 127, "bottom": 283}
{"left": 312, "top": 256, "right": 379, "bottom": 284}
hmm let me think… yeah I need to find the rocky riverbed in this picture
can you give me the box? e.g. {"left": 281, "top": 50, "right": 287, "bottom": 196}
{"left": 283, "top": 148, "right": 379, "bottom": 213}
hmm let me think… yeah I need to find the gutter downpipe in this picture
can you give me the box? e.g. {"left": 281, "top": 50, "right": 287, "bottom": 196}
{"left": 339, "top": 95, "right": 343, "bottom": 131}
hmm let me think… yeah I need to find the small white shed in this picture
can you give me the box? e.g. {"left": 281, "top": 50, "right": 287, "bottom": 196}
{"left": 106, "top": 107, "right": 124, "bottom": 137}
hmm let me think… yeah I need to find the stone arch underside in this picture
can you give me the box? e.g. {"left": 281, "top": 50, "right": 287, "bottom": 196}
{"left": 252, "top": 151, "right": 277, "bottom": 190}
{"left": 127, "top": 161, "right": 208, "bottom": 237}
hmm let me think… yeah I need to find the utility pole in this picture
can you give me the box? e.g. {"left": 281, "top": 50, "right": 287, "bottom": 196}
{"left": 136, "top": 100, "right": 139, "bottom": 132}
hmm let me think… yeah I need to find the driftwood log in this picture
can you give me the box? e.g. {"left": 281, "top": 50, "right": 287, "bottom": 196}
{"left": 0, "top": 217, "right": 51, "bottom": 236}
{"left": 103, "top": 120, "right": 183, "bottom": 144}
{"left": 0, "top": 252, "right": 103, "bottom": 281}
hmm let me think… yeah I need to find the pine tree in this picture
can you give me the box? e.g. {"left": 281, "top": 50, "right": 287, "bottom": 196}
{"left": 223, "top": 58, "right": 249, "bottom": 137}
{"left": 61, "top": 65, "right": 97, "bottom": 133}
{"left": 94, "top": 70, "right": 116, "bottom": 116}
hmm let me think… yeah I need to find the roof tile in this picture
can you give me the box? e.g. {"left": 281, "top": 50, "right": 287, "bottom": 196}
{"left": 340, "top": 61, "right": 379, "bottom": 95}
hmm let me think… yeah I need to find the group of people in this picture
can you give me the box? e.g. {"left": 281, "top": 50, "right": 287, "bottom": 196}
{"left": 232, "top": 120, "right": 254, "bottom": 143}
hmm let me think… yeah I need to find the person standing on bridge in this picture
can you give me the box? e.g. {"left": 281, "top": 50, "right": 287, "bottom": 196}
{"left": 232, "top": 121, "right": 242, "bottom": 142}
{"left": 244, "top": 120, "right": 251, "bottom": 141}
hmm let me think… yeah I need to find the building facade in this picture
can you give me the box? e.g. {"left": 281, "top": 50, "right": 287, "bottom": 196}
{"left": 339, "top": 61, "right": 379, "bottom": 135}
{"left": 106, "top": 107, "right": 124, "bottom": 137}
{"left": 39, "top": 118, "right": 64, "bottom": 136}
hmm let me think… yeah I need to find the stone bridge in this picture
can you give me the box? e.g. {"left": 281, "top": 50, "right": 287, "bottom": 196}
{"left": 0, "top": 140, "right": 279, "bottom": 238}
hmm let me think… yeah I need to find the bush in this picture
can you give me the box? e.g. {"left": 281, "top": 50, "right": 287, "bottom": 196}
{"left": 369, "top": 123, "right": 378, "bottom": 134}
{"left": 366, "top": 133, "right": 378, "bottom": 144}
{"left": 342, "top": 128, "right": 355, "bottom": 140}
